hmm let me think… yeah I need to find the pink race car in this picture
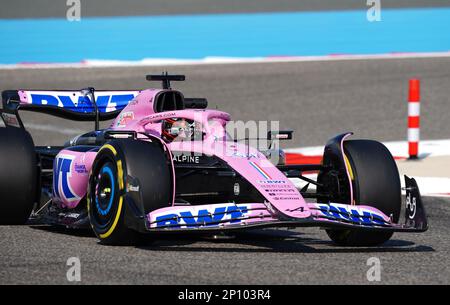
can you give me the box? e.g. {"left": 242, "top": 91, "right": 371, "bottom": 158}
{"left": 0, "top": 74, "right": 427, "bottom": 246}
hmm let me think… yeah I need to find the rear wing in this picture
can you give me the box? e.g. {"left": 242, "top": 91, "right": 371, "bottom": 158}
{"left": 1, "top": 89, "right": 140, "bottom": 128}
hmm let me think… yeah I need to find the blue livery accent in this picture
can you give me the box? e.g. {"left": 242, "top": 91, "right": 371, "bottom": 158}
{"left": 155, "top": 214, "right": 180, "bottom": 228}
{"left": 318, "top": 204, "right": 386, "bottom": 226}
{"left": 30, "top": 93, "right": 135, "bottom": 114}
{"left": 179, "top": 207, "right": 227, "bottom": 228}
{"left": 155, "top": 205, "right": 248, "bottom": 228}
{"left": 53, "top": 156, "right": 77, "bottom": 201}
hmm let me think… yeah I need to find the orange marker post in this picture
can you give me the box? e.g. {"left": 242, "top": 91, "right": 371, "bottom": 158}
{"left": 408, "top": 79, "right": 420, "bottom": 159}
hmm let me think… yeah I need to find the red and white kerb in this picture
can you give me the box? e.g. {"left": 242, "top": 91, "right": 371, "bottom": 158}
{"left": 408, "top": 79, "right": 420, "bottom": 159}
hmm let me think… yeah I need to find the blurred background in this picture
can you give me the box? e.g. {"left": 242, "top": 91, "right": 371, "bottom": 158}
{"left": 0, "top": 0, "right": 449, "bottom": 148}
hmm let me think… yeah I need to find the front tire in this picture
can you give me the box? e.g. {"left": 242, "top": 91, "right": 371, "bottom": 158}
{"left": 87, "top": 139, "right": 172, "bottom": 245}
{"left": 325, "top": 140, "right": 401, "bottom": 246}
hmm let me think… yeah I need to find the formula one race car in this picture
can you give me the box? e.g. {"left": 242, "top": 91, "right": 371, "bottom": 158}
{"left": 0, "top": 74, "right": 428, "bottom": 246}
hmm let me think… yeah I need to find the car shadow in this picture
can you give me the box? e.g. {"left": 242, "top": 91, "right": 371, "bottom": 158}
{"left": 29, "top": 225, "right": 434, "bottom": 254}
{"left": 30, "top": 224, "right": 96, "bottom": 238}
{"left": 137, "top": 229, "right": 435, "bottom": 254}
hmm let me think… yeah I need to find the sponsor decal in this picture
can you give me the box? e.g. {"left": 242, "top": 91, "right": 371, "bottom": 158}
{"left": 127, "top": 185, "right": 140, "bottom": 192}
{"left": 24, "top": 91, "right": 137, "bottom": 113}
{"left": 115, "top": 111, "right": 134, "bottom": 127}
{"left": 149, "top": 112, "right": 177, "bottom": 120}
{"left": 74, "top": 164, "right": 88, "bottom": 174}
{"left": 60, "top": 212, "right": 82, "bottom": 219}
{"left": 138, "top": 112, "right": 177, "bottom": 125}
{"left": 316, "top": 204, "right": 387, "bottom": 225}
{"left": 262, "top": 200, "right": 276, "bottom": 215}
{"left": 172, "top": 154, "right": 200, "bottom": 164}
{"left": 405, "top": 192, "right": 417, "bottom": 219}
{"left": 257, "top": 180, "right": 286, "bottom": 184}
{"left": 1, "top": 113, "right": 21, "bottom": 128}
{"left": 126, "top": 176, "right": 140, "bottom": 192}
{"left": 265, "top": 188, "right": 296, "bottom": 193}
{"left": 263, "top": 184, "right": 291, "bottom": 190}
{"left": 153, "top": 204, "right": 248, "bottom": 228}
{"left": 233, "top": 183, "right": 240, "bottom": 196}
{"left": 231, "top": 151, "right": 259, "bottom": 159}
{"left": 128, "top": 99, "right": 139, "bottom": 106}
{"left": 267, "top": 190, "right": 299, "bottom": 200}
{"left": 53, "top": 155, "right": 80, "bottom": 202}
{"left": 274, "top": 196, "right": 301, "bottom": 201}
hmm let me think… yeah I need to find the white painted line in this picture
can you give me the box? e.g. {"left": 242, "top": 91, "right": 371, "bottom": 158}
{"left": 402, "top": 177, "right": 450, "bottom": 198}
{"left": 2, "top": 51, "right": 450, "bottom": 70}
{"left": 424, "top": 193, "right": 450, "bottom": 198}
{"left": 287, "top": 139, "right": 450, "bottom": 197}
{"left": 289, "top": 175, "right": 450, "bottom": 198}
{"left": 286, "top": 139, "right": 450, "bottom": 159}
{"left": 384, "top": 139, "right": 450, "bottom": 159}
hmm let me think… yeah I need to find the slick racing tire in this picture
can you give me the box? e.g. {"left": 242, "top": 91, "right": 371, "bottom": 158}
{"left": 325, "top": 140, "right": 401, "bottom": 246}
{"left": 87, "top": 139, "right": 172, "bottom": 245}
{"left": 0, "top": 128, "right": 38, "bottom": 225}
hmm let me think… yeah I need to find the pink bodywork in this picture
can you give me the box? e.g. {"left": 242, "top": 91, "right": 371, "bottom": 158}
{"left": 29, "top": 88, "right": 389, "bottom": 229}
{"left": 47, "top": 89, "right": 309, "bottom": 216}
{"left": 52, "top": 150, "right": 97, "bottom": 208}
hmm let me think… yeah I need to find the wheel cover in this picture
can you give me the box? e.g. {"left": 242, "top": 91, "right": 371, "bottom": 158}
{"left": 95, "top": 164, "right": 115, "bottom": 217}
{"left": 91, "top": 160, "right": 119, "bottom": 230}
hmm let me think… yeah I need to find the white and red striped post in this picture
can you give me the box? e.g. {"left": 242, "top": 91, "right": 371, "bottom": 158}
{"left": 408, "top": 79, "right": 420, "bottom": 159}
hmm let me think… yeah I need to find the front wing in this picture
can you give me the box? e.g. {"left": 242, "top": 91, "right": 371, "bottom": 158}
{"left": 143, "top": 176, "right": 427, "bottom": 233}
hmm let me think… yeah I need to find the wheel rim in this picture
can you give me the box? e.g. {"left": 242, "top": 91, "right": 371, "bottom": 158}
{"left": 95, "top": 164, "right": 115, "bottom": 216}
{"left": 91, "top": 160, "right": 118, "bottom": 229}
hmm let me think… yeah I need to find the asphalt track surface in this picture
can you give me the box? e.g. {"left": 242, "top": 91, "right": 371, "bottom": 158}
{"left": 2, "top": 0, "right": 450, "bottom": 19}
{"left": 0, "top": 57, "right": 450, "bottom": 285}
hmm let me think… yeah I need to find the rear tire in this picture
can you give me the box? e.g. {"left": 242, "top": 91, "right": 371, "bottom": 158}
{"left": 325, "top": 140, "right": 401, "bottom": 246}
{"left": 87, "top": 139, "right": 172, "bottom": 245}
{"left": 0, "top": 128, "right": 38, "bottom": 225}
